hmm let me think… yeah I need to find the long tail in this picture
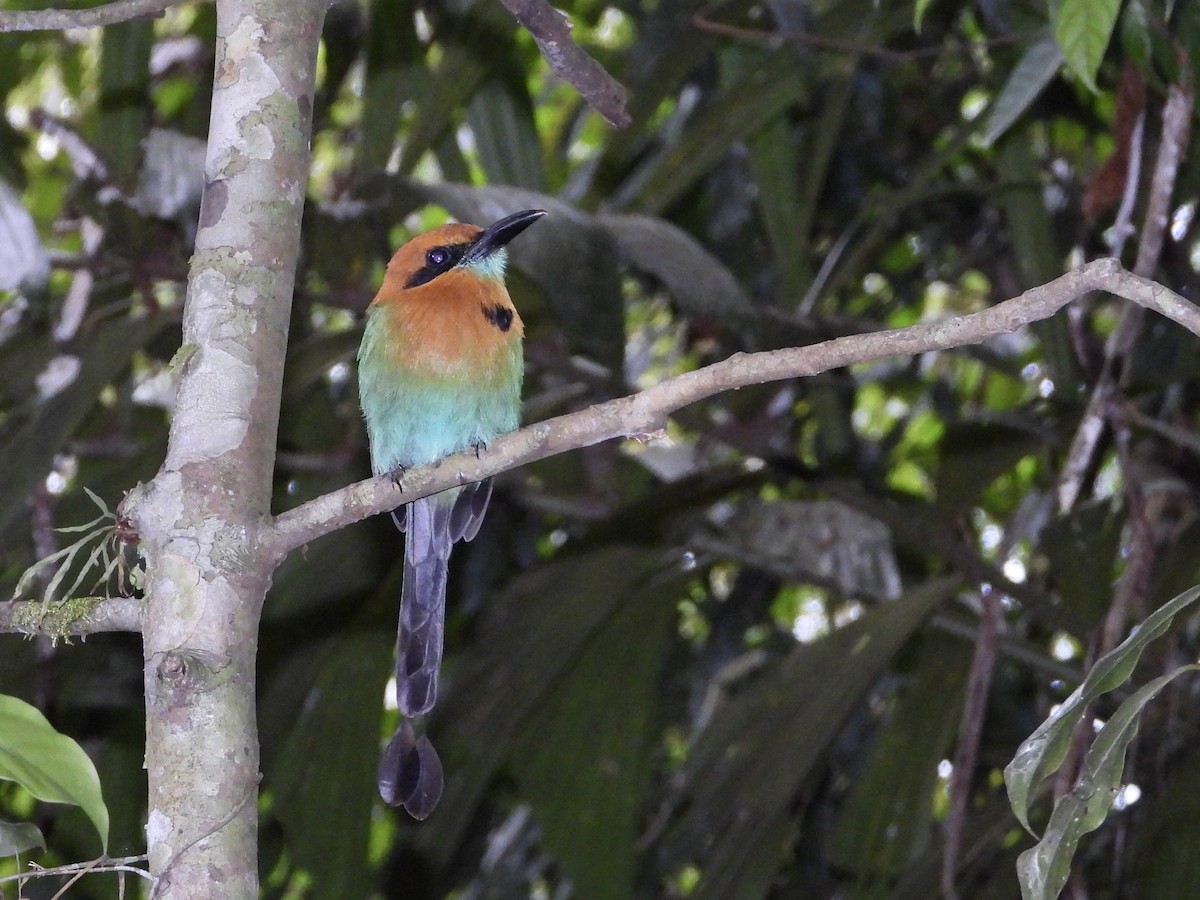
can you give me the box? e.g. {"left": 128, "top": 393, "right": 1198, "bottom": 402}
{"left": 393, "top": 478, "right": 493, "bottom": 714}
{"left": 395, "top": 494, "right": 452, "bottom": 715}
{"left": 378, "top": 480, "right": 494, "bottom": 816}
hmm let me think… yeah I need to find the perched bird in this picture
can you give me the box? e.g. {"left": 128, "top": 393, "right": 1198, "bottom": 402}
{"left": 358, "top": 208, "right": 545, "bottom": 818}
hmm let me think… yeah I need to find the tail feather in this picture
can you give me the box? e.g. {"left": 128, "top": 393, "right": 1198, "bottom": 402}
{"left": 394, "top": 480, "right": 495, "bottom": 715}
{"left": 377, "top": 719, "right": 443, "bottom": 819}
{"left": 450, "top": 478, "right": 493, "bottom": 542}
{"left": 396, "top": 496, "right": 452, "bottom": 715}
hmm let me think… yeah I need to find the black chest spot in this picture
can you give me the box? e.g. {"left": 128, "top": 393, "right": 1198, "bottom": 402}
{"left": 483, "top": 304, "right": 514, "bottom": 332}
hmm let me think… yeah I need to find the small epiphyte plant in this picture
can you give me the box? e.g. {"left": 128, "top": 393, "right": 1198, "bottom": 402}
{"left": 12, "top": 488, "right": 141, "bottom": 606}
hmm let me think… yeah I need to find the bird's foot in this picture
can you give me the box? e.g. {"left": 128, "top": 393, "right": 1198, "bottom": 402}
{"left": 387, "top": 464, "right": 406, "bottom": 489}
{"left": 471, "top": 441, "right": 487, "bottom": 459}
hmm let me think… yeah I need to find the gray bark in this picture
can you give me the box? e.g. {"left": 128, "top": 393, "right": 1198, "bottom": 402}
{"left": 125, "top": 1, "right": 328, "bottom": 895}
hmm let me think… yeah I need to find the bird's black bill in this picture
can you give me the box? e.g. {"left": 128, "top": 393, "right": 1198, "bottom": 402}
{"left": 463, "top": 208, "right": 546, "bottom": 265}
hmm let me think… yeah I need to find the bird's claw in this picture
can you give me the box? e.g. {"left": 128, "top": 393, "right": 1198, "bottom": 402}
{"left": 388, "top": 464, "right": 406, "bottom": 490}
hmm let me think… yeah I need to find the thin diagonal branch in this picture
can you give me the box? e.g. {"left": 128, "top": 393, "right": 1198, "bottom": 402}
{"left": 0, "top": 0, "right": 194, "bottom": 32}
{"left": 942, "top": 586, "right": 1001, "bottom": 900}
{"left": 1057, "top": 78, "right": 1194, "bottom": 513}
{"left": 263, "top": 258, "right": 1200, "bottom": 562}
{"left": 496, "top": 0, "right": 630, "bottom": 127}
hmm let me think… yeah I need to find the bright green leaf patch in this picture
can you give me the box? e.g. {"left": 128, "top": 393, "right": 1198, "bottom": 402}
{"left": 1053, "top": 0, "right": 1120, "bottom": 91}
{"left": 913, "top": 0, "right": 936, "bottom": 33}
{"left": 983, "top": 34, "right": 1063, "bottom": 145}
{"left": 1017, "top": 666, "right": 1200, "bottom": 900}
{"left": 0, "top": 695, "right": 109, "bottom": 852}
{"left": 1006, "top": 584, "right": 1200, "bottom": 900}
{"left": 1005, "top": 584, "right": 1200, "bottom": 835}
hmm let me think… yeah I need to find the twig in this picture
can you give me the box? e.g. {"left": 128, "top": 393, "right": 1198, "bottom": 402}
{"left": 942, "top": 586, "right": 1001, "bottom": 900}
{"left": 1103, "top": 78, "right": 1192, "bottom": 633}
{"left": 692, "top": 12, "right": 1032, "bottom": 62}
{"left": 1116, "top": 400, "right": 1200, "bottom": 457}
{"left": 1105, "top": 112, "right": 1145, "bottom": 258}
{"left": 929, "top": 612, "right": 1082, "bottom": 685}
{"left": 1131, "top": 79, "right": 1193, "bottom": 280}
{"left": 0, "top": 855, "right": 152, "bottom": 888}
{"left": 495, "top": 0, "right": 630, "bottom": 127}
{"left": 0, "top": 0, "right": 194, "bottom": 32}
{"left": 1057, "top": 78, "right": 1193, "bottom": 513}
{"left": 264, "top": 258, "right": 1200, "bottom": 560}
{"left": 50, "top": 855, "right": 111, "bottom": 900}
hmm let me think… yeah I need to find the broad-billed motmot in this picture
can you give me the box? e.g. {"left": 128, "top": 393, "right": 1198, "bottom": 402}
{"left": 358, "top": 208, "right": 545, "bottom": 818}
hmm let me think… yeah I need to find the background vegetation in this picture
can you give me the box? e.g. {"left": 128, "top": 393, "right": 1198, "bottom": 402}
{"left": 1, "top": 0, "right": 1200, "bottom": 897}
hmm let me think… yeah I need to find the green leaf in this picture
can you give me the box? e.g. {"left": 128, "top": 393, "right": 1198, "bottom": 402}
{"left": 465, "top": 72, "right": 547, "bottom": 192}
{"left": 936, "top": 420, "right": 1042, "bottom": 514}
{"left": 746, "top": 115, "right": 809, "bottom": 305}
{"left": 626, "top": 47, "right": 811, "bottom": 215}
{"left": 666, "top": 577, "right": 957, "bottom": 900}
{"left": 596, "top": 213, "right": 756, "bottom": 327}
{"left": 993, "top": 131, "right": 1077, "bottom": 383}
{"left": 1016, "top": 665, "right": 1200, "bottom": 900}
{"left": 396, "top": 44, "right": 486, "bottom": 175}
{"left": 358, "top": 0, "right": 422, "bottom": 172}
{"left": 1118, "top": 0, "right": 1153, "bottom": 74}
{"left": 394, "top": 0, "right": 522, "bottom": 176}
{"left": 914, "top": 0, "right": 936, "bottom": 33}
{"left": 827, "top": 633, "right": 971, "bottom": 884}
{"left": 0, "top": 316, "right": 163, "bottom": 538}
{"left": 1005, "top": 584, "right": 1200, "bottom": 834}
{"left": 0, "top": 695, "right": 109, "bottom": 851}
{"left": 412, "top": 547, "right": 680, "bottom": 866}
{"left": 511, "top": 556, "right": 677, "bottom": 900}
{"left": 0, "top": 819, "right": 45, "bottom": 856}
{"left": 97, "top": 20, "right": 153, "bottom": 188}
{"left": 1053, "top": 0, "right": 1120, "bottom": 91}
{"left": 1041, "top": 501, "right": 1124, "bottom": 625}
{"left": 271, "top": 634, "right": 392, "bottom": 899}
{"left": 983, "top": 34, "right": 1063, "bottom": 145}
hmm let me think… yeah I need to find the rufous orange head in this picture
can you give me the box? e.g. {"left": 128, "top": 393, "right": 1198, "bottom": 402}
{"left": 376, "top": 209, "right": 545, "bottom": 303}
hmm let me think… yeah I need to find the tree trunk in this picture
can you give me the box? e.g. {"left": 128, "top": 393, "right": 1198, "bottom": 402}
{"left": 126, "top": 0, "right": 328, "bottom": 895}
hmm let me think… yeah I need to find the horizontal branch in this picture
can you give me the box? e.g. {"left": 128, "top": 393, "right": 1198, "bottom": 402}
{"left": 0, "top": 0, "right": 191, "bottom": 32}
{"left": 0, "top": 597, "right": 143, "bottom": 636}
{"left": 263, "top": 258, "right": 1200, "bottom": 561}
